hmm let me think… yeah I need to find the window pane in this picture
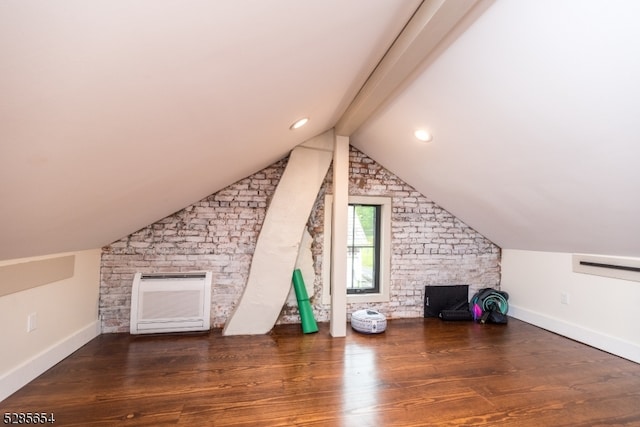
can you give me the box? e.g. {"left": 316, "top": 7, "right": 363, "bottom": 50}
{"left": 347, "top": 204, "right": 379, "bottom": 293}
{"left": 355, "top": 205, "right": 375, "bottom": 245}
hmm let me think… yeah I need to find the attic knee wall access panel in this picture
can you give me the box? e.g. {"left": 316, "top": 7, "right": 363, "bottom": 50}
{"left": 0, "top": 255, "right": 75, "bottom": 297}
{"left": 223, "top": 131, "right": 334, "bottom": 335}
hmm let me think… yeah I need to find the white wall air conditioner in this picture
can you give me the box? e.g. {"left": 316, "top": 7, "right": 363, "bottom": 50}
{"left": 130, "top": 272, "right": 212, "bottom": 335}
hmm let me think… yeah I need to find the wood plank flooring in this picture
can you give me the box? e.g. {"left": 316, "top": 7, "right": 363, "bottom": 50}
{"left": 2, "top": 318, "right": 640, "bottom": 426}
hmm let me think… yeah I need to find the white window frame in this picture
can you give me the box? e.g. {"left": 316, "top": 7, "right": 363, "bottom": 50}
{"left": 322, "top": 194, "right": 391, "bottom": 304}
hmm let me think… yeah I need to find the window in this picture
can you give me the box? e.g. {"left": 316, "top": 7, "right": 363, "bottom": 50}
{"left": 347, "top": 204, "right": 380, "bottom": 294}
{"left": 322, "top": 195, "right": 391, "bottom": 304}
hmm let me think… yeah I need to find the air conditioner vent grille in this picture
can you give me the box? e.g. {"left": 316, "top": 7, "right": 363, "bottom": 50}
{"left": 130, "top": 272, "right": 212, "bottom": 334}
{"left": 141, "top": 290, "right": 202, "bottom": 320}
{"left": 140, "top": 273, "right": 207, "bottom": 280}
{"left": 573, "top": 254, "right": 640, "bottom": 283}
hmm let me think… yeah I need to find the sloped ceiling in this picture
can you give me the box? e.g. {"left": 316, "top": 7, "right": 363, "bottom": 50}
{"left": 0, "top": 0, "right": 421, "bottom": 260}
{"left": 1, "top": 0, "right": 639, "bottom": 261}
{"left": 353, "top": 0, "right": 640, "bottom": 257}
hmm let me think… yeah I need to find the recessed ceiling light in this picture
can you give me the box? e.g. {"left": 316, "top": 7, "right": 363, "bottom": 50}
{"left": 414, "top": 129, "right": 433, "bottom": 142}
{"left": 290, "top": 117, "right": 309, "bottom": 130}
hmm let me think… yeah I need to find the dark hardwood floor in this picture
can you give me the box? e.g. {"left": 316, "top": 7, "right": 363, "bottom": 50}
{"left": 2, "top": 318, "right": 640, "bottom": 426}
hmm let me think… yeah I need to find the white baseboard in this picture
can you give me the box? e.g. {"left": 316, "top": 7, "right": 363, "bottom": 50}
{"left": 509, "top": 305, "right": 640, "bottom": 364}
{"left": 0, "top": 320, "right": 101, "bottom": 402}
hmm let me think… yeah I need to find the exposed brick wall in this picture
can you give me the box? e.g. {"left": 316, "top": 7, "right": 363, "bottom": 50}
{"left": 100, "top": 158, "right": 286, "bottom": 333}
{"left": 100, "top": 147, "right": 500, "bottom": 333}
{"left": 279, "top": 147, "right": 500, "bottom": 323}
{"left": 355, "top": 146, "right": 500, "bottom": 313}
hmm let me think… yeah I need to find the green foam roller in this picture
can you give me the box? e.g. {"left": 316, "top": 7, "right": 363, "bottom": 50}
{"left": 292, "top": 269, "right": 310, "bottom": 300}
{"left": 292, "top": 269, "right": 318, "bottom": 334}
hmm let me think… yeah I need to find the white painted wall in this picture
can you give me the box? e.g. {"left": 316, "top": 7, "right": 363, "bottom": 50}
{"left": 501, "top": 249, "right": 640, "bottom": 363}
{"left": 0, "top": 249, "right": 101, "bottom": 401}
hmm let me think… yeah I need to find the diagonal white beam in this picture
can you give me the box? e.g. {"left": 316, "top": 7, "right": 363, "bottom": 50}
{"left": 222, "top": 130, "right": 334, "bottom": 336}
{"left": 335, "top": 0, "right": 495, "bottom": 136}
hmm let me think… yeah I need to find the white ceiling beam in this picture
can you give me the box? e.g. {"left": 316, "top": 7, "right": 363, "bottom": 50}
{"left": 335, "top": 0, "right": 495, "bottom": 136}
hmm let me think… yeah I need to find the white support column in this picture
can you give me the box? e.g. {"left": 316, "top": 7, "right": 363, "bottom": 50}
{"left": 330, "top": 135, "right": 349, "bottom": 337}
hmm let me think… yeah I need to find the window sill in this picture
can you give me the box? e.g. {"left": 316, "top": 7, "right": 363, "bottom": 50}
{"left": 347, "top": 292, "right": 389, "bottom": 304}
{"left": 321, "top": 286, "right": 390, "bottom": 305}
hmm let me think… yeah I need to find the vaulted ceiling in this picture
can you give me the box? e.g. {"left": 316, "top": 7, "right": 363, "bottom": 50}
{"left": 1, "top": 0, "right": 639, "bottom": 261}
